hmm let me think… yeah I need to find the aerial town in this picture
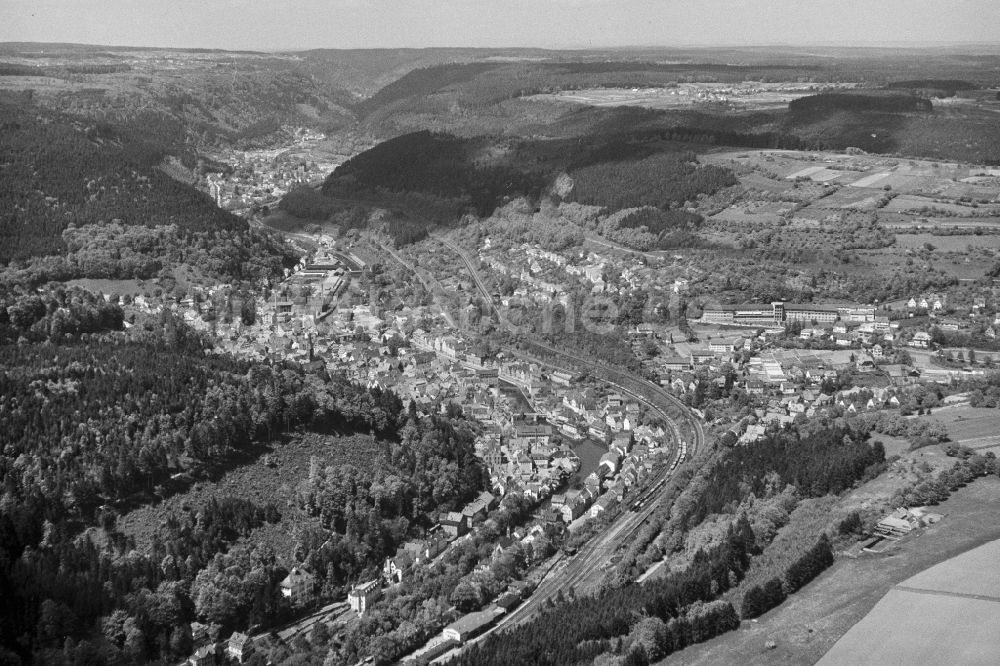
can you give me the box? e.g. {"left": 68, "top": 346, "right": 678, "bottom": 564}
{"left": 203, "top": 126, "right": 339, "bottom": 213}
{"left": 112, "top": 212, "right": 999, "bottom": 663}
{"left": 3, "top": 17, "right": 1000, "bottom": 666}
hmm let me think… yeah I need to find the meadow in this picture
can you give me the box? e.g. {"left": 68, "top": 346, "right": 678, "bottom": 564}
{"left": 660, "top": 476, "right": 1000, "bottom": 666}
{"left": 818, "top": 539, "right": 1000, "bottom": 665}
{"left": 893, "top": 233, "right": 1000, "bottom": 251}
{"left": 915, "top": 405, "right": 1000, "bottom": 454}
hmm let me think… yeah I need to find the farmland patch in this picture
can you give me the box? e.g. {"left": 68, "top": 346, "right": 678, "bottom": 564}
{"left": 914, "top": 406, "right": 1000, "bottom": 451}
{"left": 884, "top": 194, "right": 1000, "bottom": 217}
{"left": 893, "top": 233, "right": 1000, "bottom": 251}
{"left": 818, "top": 539, "right": 1000, "bottom": 665}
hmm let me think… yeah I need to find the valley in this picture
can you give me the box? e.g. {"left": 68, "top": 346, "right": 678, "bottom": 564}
{"left": 2, "top": 35, "right": 1000, "bottom": 666}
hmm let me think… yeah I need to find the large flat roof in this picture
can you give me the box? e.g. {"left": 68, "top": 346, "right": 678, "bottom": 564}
{"left": 445, "top": 608, "right": 500, "bottom": 634}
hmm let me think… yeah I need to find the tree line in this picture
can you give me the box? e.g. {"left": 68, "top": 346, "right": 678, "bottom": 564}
{"left": 455, "top": 519, "right": 753, "bottom": 666}
{"left": 739, "top": 533, "right": 833, "bottom": 619}
{"left": 789, "top": 92, "right": 933, "bottom": 116}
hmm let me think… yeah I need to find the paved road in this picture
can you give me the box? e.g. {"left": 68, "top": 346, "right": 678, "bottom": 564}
{"left": 433, "top": 234, "right": 707, "bottom": 629}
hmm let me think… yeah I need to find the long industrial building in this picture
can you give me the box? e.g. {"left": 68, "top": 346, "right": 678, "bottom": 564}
{"left": 700, "top": 302, "right": 875, "bottom": 327}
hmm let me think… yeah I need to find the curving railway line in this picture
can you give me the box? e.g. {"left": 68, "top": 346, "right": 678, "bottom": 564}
{"left": 433, "top": 234, "right": 704, "bottom": 456}
{"left": 433, "top": 235, "right": 708, "bottom": 632}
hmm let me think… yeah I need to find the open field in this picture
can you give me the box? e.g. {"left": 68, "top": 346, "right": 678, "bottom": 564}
{"left": 711, "top": 201, "right": 793, "bottom": 224}
{"left": 701, "top": 149, "right": 1000, "bottom": 272}
{"left": 872, "top": 434, "right": 910, "bottom": 458}
{"left": 883, "top": 194, "right": 1000, "bottom": 216}
{"left": 818, "top": 539, "right": 1000, "bottom": 665}
{"left": 903, "top": 538, "right": 1000, "bottom": 599}
{"left": 915, "top": 406, "right": 1000, "bottom": 454}
{"left": 818, "top": 588, "right": 1000, "bottom": 665}
{"left": 528, "top": 83, "right": 827, "bottom": 111}
{"left": 893, "top": 233, "right": 1000, "bottom": 251}
{"left": 880, "top": 211, "right": 1000, "bottom": 230}
{"left": 64, "top": 278, "right": 154, "bottom": 296}
{"left": 706, "top": 150, "right": 1000, "bottom": 195}
{"left": 853, "top": 246, "right": 995, "bottom": 280}
{"left": 659, "top": 475, "right": 1000, "bottom": 666}
{"left": 804, "top": 188, "right": 887, "bottom": 210}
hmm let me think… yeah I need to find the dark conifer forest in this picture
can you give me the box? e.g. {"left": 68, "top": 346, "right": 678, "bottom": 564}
{"left": 0, "top": 286, "right": 487, "bottom": 664}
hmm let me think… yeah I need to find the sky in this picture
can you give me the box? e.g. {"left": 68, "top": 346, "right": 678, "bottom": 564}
{"left": 3, "top": 0, "right": 999, "bottom": 51}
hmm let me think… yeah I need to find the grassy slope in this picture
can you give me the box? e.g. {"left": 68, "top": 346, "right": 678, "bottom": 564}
{"left": 659, "top": 475, "right": 1000, "bottom": 666}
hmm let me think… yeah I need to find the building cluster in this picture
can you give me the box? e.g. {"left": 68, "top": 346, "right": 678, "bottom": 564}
{"left": 472, "top": 404, "right": 666, "bottom": 518}
{"left": 480, "top": 241, "right": 660, "bottom": 302}
{"left": 404, "top": 584, "right": 531, "bottom": 665}
{"left": 204, "top": 126, "right": 335, "bottom": 211}
{"left": 183, "top": 567, "right": 316, "bottom": 665}
{"left": 162, "top": 225, "right": 1000, "bottom": 666}
{"left": 700, "top": 301, "right": 882, "bottom": 328}
{"left": 874, "top": 507, "right": 943, "bottom": 539}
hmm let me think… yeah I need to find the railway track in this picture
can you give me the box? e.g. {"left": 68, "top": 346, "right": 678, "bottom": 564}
{"left": 433, "top": 235, "right": 709, "bottom": 632}
{"left": 434, "top": 233, "right": 704, "bottom": 458}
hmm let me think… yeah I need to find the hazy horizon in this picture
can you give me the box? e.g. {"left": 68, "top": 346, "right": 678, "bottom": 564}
{"left": 4, "top": 0, "right": 1000, "bottom": 52}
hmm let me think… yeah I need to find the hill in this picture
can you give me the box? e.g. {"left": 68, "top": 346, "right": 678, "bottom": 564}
{"left": 0, "top": 312, "right": 485, "bottom": 664}
{"left": 4, "top": 44, "right": 998, "bottom": 166}
{"left": 303, "top": 125, "right": 750, "bottom": 246}
{"left": 0, "top": 93, "right": 295, "bottom": 282}
{"left": 339, "top": 50, "right": 1000, "bottom": 165}
{"left": 0, "top": 43, "right": 357, "bottom": 147}
{"left": 789, "top": 92, "right": 934, "bottom": 115}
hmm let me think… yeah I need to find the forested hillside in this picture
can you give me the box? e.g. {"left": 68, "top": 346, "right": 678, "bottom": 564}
{"left": 316, "top": 130, "right": 548, "bottom": 243}
{"left": 886, "top": 79, "right": 979, "bottom": 96}
{"left": 0, "top": 322, "right": 404, "bottom": 525}
{"left": 0, "top": 42, "right": 358, "bottom": 148}
{"left": 566, "top": 151, "right": 738, "bottom": 210}
{"left": 0, "top": 285, "right": 124, "bottom": 343}
{"left": 307, "top": 127, "right": 749, "bottom": 246}
{"left": 352, "top": 62, "right": 502, "bottom": 117}
{"left": 0, "top": 94, "right": 296, "bottom": 281}
{"left": 457, "top": 528, "right": 750, "bottom": 666}
{"left": 322, "top": 130, "right": 546, "bottom": 215}
{"left": 789, "top": 92, "right": 934, "bottom": 115}
{"left": 599, "top": 207, "right": 708, "bottom": 251}
{"left": 353, "top": 59, "right": 822, "bottom": 128}
{"left": 0, "top": 313, "right": 485, "bottom": 664}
